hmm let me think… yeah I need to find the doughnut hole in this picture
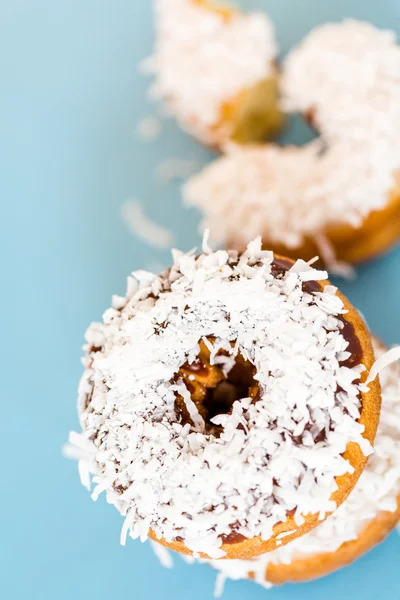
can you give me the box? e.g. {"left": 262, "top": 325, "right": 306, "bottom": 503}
{"left": 175, "top": 339, "right": 259, "bottom": 435}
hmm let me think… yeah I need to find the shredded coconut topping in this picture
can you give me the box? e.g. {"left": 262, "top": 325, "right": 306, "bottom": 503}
{"left": 283, "top": 20, "right": 400, "bottom": 146}
{"left": 148, "top": 0, "right": 277, "bottom": 145}
{"left": 184, "top": 20, "right": 400, "bottom": 250}
{"left": 71, "top": 238, "right": 370, "bottom": 558}
{"left": 208, "top": 339, "right": 400, "bottom": 587}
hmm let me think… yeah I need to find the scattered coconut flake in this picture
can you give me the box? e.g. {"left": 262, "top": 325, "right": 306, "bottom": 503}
{"left": 202, "top": 228, "right": 213, "bottom": 255}
{"left": 214, "top": 573, "right": 227, "bottom": 598}
{"left": 120, "top": 510, "right": 135, "bottom": 546}
{"left": 78, "top": 461, "right": 92, "bottom": 491}
{"left": 314, "top": 233, "right": 356, "bottom": 279}
{"left": 156, "top": 159, "right": 201, "bottom": 184}
{"left": 62, "top": 443, "right": 84, "bottom": 461}
{"left": 367, "top": 345, "right": 400, "bottom": 384}
{"left": 138, "top": 56, "right": 156, "bottom": 75}
{"left": 136, "top": 116, "right": 162, "bottom": 142}
{"left": 121, "top": 199, "right": 175, "bottom": 249}
{"left": 150, "top": 540, "right": 174, "bottom": 568}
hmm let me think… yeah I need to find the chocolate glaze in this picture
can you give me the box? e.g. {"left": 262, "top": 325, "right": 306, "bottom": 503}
{"left": 302, "top": 278, "right": 322, "bottom": 294}
{"left": 270, "top": 258, "right": 322, "bottom": 294}
{"left": 270, "top": 257, "right": 294, "bottom": 278}
{"left": 221, "top": 530, "right": 246, "bottom": 544}
{"left": 338, "top": 317, "right": 363, "bottom": 368}
{"left": 270, "top": 259, "right": 362, "bottom": 366}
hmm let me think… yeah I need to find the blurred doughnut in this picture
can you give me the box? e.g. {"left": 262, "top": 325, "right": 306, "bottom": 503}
{"left": 184, "top": 21, "right": 400, "bottom": 268}
{"left": 148, "top": 0, "right": 282, "bottom": 147}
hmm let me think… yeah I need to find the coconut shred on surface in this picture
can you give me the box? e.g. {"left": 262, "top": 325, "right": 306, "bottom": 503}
{"left": 70, "top": 237, "right": 371, "bottom": 558}
{"left": 148, "top": 0, "right": 277, "bottom": 142}
{"left": 208, "top": 340, "right": 400, "bottom": 593}
{"left": 184, "top": 21, "right": 400, "bottom": 249}
{"left": 121, "top": 200, "right": 175, "bottom": 249}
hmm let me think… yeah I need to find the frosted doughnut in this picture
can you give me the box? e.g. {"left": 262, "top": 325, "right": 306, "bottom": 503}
{"left": 147, "top": 0, "right": 282, "bottom": 147}
{"left": 69, "top": 238, "right": 380, "bottom": 560}
{"left": 184, "top": 21, "right": 400, "bottom": 267}
{"left": 207, "top": 339, "right": 400, "bottom": 591}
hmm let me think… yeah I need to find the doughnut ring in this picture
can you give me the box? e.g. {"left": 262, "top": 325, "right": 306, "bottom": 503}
{"left": 148, "top": 0, "right": 283, "bottom": 147}
{"left": 184, "top": 21, "right": 400, "bottom": 268}
{"left": 70, "top": 241, "right": 380, "bottom": 560}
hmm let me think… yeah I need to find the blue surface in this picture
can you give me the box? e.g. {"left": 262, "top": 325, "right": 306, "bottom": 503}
{"left": 2, "top": 1, "right": 400, "bottom": 599}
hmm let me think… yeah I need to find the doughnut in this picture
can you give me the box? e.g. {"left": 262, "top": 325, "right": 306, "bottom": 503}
{"left": 69, "top": 238, "right": 380, "bottom": 560}
{"left": 206, "top": 339, "right": 400, "bottom": 590}
{"left": 184, "top": 21, "right": 400, "bottom": 267}
{"left": 148, "top": 0, "right": 283, "bottom": 147}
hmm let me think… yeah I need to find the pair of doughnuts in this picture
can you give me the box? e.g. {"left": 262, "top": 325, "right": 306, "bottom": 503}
{"left": 206, "top": 338, "right": 400, "bottom": 590}
{"left": 70, "top": 243, "right": 381, "bottom": 560}
{"left": 148, "top": 8, "right": 400, "bottom": 268}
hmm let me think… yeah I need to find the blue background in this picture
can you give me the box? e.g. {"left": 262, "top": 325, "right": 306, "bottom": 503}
{"left": 2, "top": 1, "right": 400, "bottom": 599}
